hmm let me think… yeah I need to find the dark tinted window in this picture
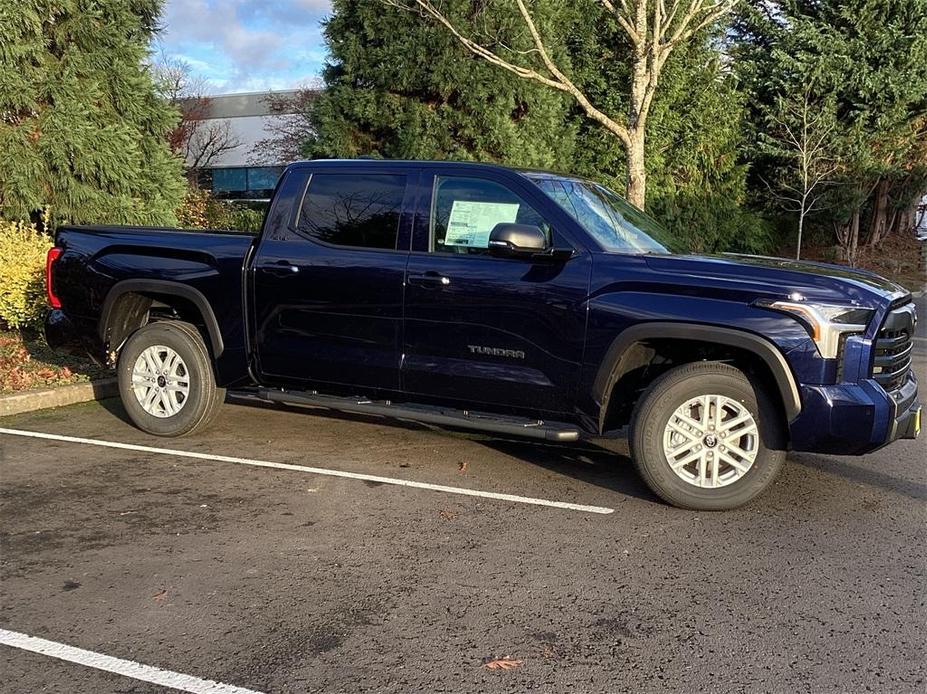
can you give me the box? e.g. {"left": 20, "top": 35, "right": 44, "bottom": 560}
{"left": 297, "top": 173, "right": 406, "bottom": 250}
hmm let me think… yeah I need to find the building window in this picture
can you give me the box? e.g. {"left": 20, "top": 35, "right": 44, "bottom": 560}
{"left": 198, "top": 166, "right": 284, "bottom": 200}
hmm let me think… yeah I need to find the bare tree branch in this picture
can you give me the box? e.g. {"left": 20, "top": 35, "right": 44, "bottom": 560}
{"left": 764, "top": 87, "right": 842, "bottom": 259}
{"left": 380, "top": 0, "right": 738, "bottom": 207}
{"left": 250, "top": 87, "right": 321, "bottom": 164}
{"left": 382, "top": 0, "right": 633, "bottom": 147}
{"left": 152, "top": 56, "right": 242, "bottom": 180}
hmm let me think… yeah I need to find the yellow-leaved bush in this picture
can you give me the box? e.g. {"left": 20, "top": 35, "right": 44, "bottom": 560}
{"left": 0, "top": 220, "right": 53, "bottom": 329}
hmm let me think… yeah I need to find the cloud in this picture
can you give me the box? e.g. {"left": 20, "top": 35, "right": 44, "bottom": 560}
{"left": 157, "top": 0, "right": 331, "bottom": 93}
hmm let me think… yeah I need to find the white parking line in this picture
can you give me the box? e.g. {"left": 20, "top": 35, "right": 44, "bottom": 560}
{"left": 0, "top": 628, "right": 263, "bottom": 694}
{"left": 0, "top": 428, "right": 615, "bottom": 515}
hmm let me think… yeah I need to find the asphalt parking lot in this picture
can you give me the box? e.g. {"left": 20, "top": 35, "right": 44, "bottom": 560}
{"left": 1, "top": 346, "right": 925, "bottom": 692}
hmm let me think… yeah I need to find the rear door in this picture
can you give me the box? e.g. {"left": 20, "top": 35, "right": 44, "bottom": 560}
{"left": 401, "top": 168, "right": 592, "bottom": 414}
{"left": 251, "top": 166, "right": 415, "bottom": 391}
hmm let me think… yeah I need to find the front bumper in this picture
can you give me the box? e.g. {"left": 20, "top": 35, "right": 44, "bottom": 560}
{"left": 789, "top": 372, "right": 920, "bottom": 455}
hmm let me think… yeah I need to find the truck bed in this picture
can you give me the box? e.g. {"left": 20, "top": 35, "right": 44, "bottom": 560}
{"left": 50, "top": 224, "right": 257, "bottom": 384}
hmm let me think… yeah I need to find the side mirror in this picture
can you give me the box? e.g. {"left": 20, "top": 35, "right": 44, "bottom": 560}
{"left": 488, "top": 223, "right": 549, "bottom": 257}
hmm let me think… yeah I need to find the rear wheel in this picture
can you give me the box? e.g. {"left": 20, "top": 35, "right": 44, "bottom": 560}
{"left": 630, "top": 362, "right": 786, "bottom": 510}
{"left": 117, "top": 321, "right": 224, "bottom": 437}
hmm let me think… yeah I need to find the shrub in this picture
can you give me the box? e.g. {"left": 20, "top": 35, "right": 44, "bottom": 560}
{"left": 0, "top": 221, "right": 53, "bottom": 329}
{"left": 176, "top": 187, "right": 211, "bottom": 229}
{"left": 231, "top": 206, "right": 265, "bottom": 232}
{"left": 176, "top": 187, "right": 265, "bottom": 233}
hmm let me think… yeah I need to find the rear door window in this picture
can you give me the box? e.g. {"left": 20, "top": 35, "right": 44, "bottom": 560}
{"left": 296, "top": 173, "right": 406, "bottom": 250}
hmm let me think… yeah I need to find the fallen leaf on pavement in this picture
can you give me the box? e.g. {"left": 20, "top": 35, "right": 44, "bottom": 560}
{"left": 458, "top": 461, "right": 468, "bottom": 473}
{"left": 152, "top": 589, "right": 167, "bottom": 602}
{"left": 482, "top": 656, "right": 523, "bottom": 670}
{"left": 439, "top": 510, "right": 457, "bottom": 520}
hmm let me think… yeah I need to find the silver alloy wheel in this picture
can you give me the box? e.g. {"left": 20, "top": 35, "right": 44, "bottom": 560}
{"left": 662, "top": 394, "right": 759, "bottom": 488}
{"left": 131, "top": 345, "right": 191, "bottom": 418}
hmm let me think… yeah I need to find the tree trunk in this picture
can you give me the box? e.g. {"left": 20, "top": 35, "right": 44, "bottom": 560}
{"left": 835, "top": 207, "right": 861, "bottom": 266}
{"left": 866, "top": 179, "right": 890, "bottom": 247}
{"left": 796, "top": 209, "right": 805, "bottom": 261}
{"left": 626, "top": 38, "right": 648, "bottom": 211}
{"left": 625, "top": 128, "right": 646, "bottom": 209}
{"left": 892, "top": 199, "right": 917, "bottom": 235}
{"left": 846, "top": 208, "right": 860, "bottom": 266}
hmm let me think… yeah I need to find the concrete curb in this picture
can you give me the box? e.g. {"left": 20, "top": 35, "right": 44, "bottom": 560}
{"left": 0, "top": 378, "right": 117, "bottom": 418}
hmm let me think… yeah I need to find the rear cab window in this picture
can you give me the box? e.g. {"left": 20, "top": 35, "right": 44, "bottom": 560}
{"left": 295, "top": 172, "right": 407, "bottom": 250}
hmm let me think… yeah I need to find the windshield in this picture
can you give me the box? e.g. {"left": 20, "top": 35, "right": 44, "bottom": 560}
{"left": 530, "top": 175, "right": 674, "bottom": 254}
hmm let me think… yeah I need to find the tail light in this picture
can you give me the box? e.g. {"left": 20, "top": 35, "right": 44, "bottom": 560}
{"left": 46, "top": 247, "right": 63, "bottom": 309}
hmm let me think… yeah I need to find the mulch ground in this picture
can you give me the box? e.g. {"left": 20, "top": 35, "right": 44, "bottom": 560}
{"left": 0, "top": 329, "right": 109, "bottom": 394}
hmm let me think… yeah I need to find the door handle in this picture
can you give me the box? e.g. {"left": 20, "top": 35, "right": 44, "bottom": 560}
{"left": 408, "top": 271, "right": 450, "bottom": 287}
{"left": 259, "top": 260, "right": 300, "bottom": 276}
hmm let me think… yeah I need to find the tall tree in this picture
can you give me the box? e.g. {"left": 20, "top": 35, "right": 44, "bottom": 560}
{"left": 308, "top": 0, "right": 770, "bottom": 253}
{"left": 306, "top": 0, "right": 579, "bottom": 170}
{"left": 565, "top": 17, "right": 771, "bottom": 252}
{"left": 736, "top": 0, "right": 927, "bottom": 262}
{"left": 0, "top": 0, "right": 185, "bottom": 226}
{"left": 379, "top": 0, "right": 737, "bottom": 208}
{"left": 760, "top": 88, "right": 840, "bottom": 260}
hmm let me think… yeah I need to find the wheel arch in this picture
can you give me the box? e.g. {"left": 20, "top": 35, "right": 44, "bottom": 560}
{"left": 99, "top": 280, "right": 224, "bottom": 360}
{"left": 594, "top": 323, "right": 801, "bottom": 434}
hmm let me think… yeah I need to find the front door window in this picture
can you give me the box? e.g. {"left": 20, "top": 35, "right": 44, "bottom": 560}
{"left": 430, "top": 176, "right": 551, "bottom": 255}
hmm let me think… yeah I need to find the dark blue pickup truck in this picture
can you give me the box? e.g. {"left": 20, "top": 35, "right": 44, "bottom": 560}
{"left": 45, "top": 159, "right": 921, "bottom": 509}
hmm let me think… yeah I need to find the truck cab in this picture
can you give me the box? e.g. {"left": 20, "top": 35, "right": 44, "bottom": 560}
{"left": 45, "top": 159, "right": 922, "bottom": 510}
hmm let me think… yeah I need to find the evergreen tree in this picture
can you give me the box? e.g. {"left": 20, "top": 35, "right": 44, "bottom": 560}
{"left": 736, "top": 0, "right": 927, "bottom": 261}
{"left": 306, "top": 0, "right": 578, "bottom": 169}
{"left": 309, "top": 0, "right": 773, "bottom": 253}
{"left": 0, "top": 0, "right": 185, "bottom": 227}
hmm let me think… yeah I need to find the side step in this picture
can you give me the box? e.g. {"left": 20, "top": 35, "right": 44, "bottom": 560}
{"left": 256, "top": 388, "right": 581, "bottom": 442}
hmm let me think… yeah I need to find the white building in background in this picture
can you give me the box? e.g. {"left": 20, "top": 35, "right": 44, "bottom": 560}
{"left": 188, "top": 89, "right": 302, "bottom": 200}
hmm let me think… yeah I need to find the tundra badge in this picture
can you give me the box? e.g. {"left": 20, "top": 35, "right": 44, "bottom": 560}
{"left": 468, "top": 345, "right": 526, "bottom": 359}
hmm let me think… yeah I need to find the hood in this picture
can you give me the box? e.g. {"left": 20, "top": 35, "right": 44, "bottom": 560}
{"left": 640, "top": 252, "right": 909, "bottom": 309}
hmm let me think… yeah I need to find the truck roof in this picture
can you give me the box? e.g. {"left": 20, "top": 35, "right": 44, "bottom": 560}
{"left": 283, "top": 158, "right": 568, "bottom": 180}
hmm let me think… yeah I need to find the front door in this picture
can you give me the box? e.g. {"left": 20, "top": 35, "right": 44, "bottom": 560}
{"left": 252, "top": 168, "right": 414, "bottom": 391}
{"left": 401, "top": 170, "right": 591, "bottom": 414}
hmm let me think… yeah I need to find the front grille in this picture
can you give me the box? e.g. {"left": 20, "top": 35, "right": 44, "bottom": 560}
{"left": 872, "top": 303, "right": 916, "bottom": 391}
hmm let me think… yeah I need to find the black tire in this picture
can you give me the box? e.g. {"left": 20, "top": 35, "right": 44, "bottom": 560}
{"left": 629, "top": 362, "right": 786, "bottom": 510}
{"left": 117, "top": 321, "right": 224, "bottom": 437}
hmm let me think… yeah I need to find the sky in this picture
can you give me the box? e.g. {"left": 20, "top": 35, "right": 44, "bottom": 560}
{"left": 154, "top": 0, "right": 332, "bottom": 94}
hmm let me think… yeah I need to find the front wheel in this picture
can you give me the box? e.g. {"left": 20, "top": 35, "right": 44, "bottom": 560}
{"left": 630, "top": 362, "right": 786, "bottom": 510}
{"left": 117, "top": 321, "right": 224, "bottom": 437}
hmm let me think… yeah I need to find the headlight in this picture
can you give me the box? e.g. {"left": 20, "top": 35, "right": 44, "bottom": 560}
{"left": 759, "top": 300, "right": 874, "bottom": 359}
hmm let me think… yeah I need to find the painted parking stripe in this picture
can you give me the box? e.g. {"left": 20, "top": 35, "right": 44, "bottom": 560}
{"left": 0, "top": 428, "right": 615, "bottom": 515}
{"left": 0, "top": 628, "right": 263, "bottom": 694}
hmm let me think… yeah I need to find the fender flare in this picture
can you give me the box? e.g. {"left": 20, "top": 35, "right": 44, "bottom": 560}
{"left": 100, "top": 279, "right": 224, "bottom": 357}
{"left": 594, "top": 322, "right": 802, "bottom": 431}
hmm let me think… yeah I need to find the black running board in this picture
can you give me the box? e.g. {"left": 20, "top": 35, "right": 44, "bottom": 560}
{"left": 256, "top": 388, "right": 581, "bottom": 442}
